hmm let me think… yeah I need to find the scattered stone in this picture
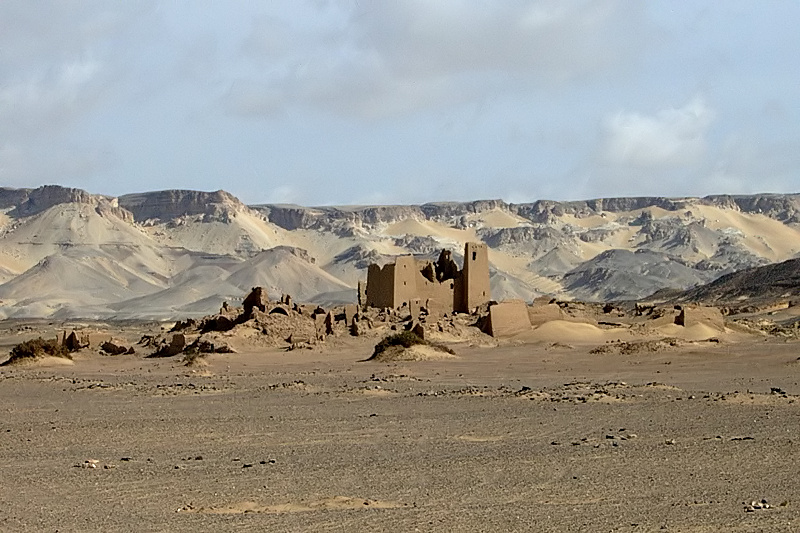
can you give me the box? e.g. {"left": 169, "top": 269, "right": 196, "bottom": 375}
{"left": 744, "top": 499, "right": 772, "bottom": 512}
{"left": 171, "top": 319, "right": 197, "bottom": 332}
{"left": 100, "top": 341, "right": 131, "bottom": 356}
{"left": 62, "top": 331, "right": 86, "bottom": 352}
{"left": 243, "top": 287, "right": 268, "bottom": 315}
{"left": 149, "top": 333, "right": 186, "bottom": 358}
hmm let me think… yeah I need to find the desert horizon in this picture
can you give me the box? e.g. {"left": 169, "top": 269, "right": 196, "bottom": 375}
{"left": 3, "top": 189, "right": 800, "bottom": 529}
{"left": 4, "top": 2, "right": 799, "bottom": 530}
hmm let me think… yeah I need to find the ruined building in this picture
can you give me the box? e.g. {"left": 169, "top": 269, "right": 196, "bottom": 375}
{"left": 365, "top": 242, "right": 490, "bottom": 313}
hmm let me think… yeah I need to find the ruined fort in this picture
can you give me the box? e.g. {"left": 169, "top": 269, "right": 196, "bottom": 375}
{"left": 365, "top": 242, "right": 491, "bottom": 313}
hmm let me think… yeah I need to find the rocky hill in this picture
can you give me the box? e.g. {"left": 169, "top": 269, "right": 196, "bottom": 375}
{"left": 652, "top": 257, "right": 800, "bottom": 311}
{"left": 0, "top": 185, "right": 798, "bottom": 319}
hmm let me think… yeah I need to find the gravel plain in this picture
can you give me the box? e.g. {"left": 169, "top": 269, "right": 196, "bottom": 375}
{"left": 1, "top": 329, "right": 799, "bottom": 532}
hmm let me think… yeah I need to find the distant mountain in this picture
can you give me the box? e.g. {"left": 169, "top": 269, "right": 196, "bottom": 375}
{"left": 655, "top": 257, "right": 800, "bottom": 310}
{"left": 1, "top": 185, "right": 799, "bottom": 318}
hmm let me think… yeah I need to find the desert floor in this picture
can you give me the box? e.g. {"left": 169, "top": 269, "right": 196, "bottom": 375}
{"left": 1, "top": 324, "right": 799, "bottom": 532}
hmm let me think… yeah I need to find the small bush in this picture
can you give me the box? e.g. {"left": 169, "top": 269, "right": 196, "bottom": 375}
{"left": 373, "top": 331, "right": 425, "bottom": 356}
{"left": 6, "top": 337, "right": 71, "bottom": 364}
{"left": 372, "top": 331, "right": 455, "bottom": 359}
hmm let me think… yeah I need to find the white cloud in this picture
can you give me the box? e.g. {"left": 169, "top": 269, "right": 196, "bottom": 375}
{"left": 601, "top": 97, "right": 714, "bottom": 168}
{"left": 226, "top": 0, "right": 652, "bottom": 119}
{"left": 0, "top": 59, "right": 103, "bottom": 138}
{"left": 0, "top": 142, "right": 116, "bottom": 187}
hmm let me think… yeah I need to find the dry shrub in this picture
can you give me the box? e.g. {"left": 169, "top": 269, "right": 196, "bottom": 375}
{"left": 371, "top": 331, "right": 455, "bottom": 360}
{"left": 4, "top": 337, "right": 71, "bottom": 365}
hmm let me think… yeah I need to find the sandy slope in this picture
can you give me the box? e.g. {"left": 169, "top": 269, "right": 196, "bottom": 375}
{"left": 144, "top": 208, "right": 292, "bottom": 257}
{"left": 2, "top": 188, "right": 800, "bottom": 317}
{"left": 693, "top": 205, "right": 800, "bottom": 261}
{"left": 225, "top": 248, "right": 351, "bottom": 301}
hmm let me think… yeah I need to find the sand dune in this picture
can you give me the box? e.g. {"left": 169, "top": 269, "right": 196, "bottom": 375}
{"left": 470, "top": 208, "right": 531, "bottom": 229}
{"left": 382, "top": 218, "right": 477, "bottom": 245}
{"left": 656, "top": 323, "right": 725, "bottom": 341}
{"left": 145, "top": 208, "right": 291, "bottom": 257}
{"left": 693, "top": 205, "right": 800, "bottom": 262}
{"left": 519, "top": 320, "right": 630, "bottom": 344}
{"left": 0, "top": 249, "right": 165, "bottom": 305}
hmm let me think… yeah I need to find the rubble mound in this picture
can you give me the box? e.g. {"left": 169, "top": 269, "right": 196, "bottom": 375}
{"left": 100, "top": 341, "right": 134, "bottom": 355}
{"left": 144, "top": 288, "right": 330, "bottom": 357}
{"left": 589, "top": 338, "right": 684, "bottom": 355}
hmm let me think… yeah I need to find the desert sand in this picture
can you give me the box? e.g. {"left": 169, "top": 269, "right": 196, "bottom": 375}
{"left": 2, "top": 318, "right": 799, "bottom": 532}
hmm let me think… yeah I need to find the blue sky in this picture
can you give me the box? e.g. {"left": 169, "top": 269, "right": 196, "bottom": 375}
{"left": 1, "top": 1, "right": 798, "bottom": 206}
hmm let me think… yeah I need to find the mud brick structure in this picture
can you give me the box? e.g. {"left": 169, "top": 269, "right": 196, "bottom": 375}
{"left": 365, "top": 242, "right": 490, "bottom": 313}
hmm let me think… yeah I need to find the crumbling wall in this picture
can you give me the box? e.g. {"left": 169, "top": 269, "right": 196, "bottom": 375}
{"left": 393, "top": 256, "right": 421, "bottom": 307}
{"left": 371, "top": 255, "right": 455, "bottom": 311}
{"left": 366, "top": 242, "right": 491, "bottom": 314}
{"left": 527, "top": 302, "right": 564, "bottom": 326}
{"left": 675, "top": 305, "right": 725, "bottom": 330}
{"left": 484, "top": 300, "right": 532, "bottom": 337}
{"left": 457, "top": 242, "right": 490, "bottom": 312}
{"left": 366, "top": 263, "right": 396, "bottom": 308}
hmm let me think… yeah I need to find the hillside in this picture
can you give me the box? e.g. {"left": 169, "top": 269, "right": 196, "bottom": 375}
{"left": 654, "top": 257, "right": 800, "bottom": 310}
{"left": 1, "top": 186, "right": 799, "bottom": 318}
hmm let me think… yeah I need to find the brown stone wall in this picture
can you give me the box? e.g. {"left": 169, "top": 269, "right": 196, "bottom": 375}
{"left": 366, "top": 263, "right": 396, "bottom": 309}
{"left": 675, "top": 306, "right": 725, "bottom": 330}
{"left": 527, "top": 303, "right": 564, "bottom": 326}
{"left": 393, "top": 256, "right": 454, "bottom": 310}
{"left": 366, "top": 242, "right": 491, "bottom": 313}
{"left": 392, "top": 256, "right": 419, "bottom": 307}
{"left": 485, "top": 300, "right": 532, "bottom": 337}
{"left": 457, "top": 242, "right": 490, "bottom": 312}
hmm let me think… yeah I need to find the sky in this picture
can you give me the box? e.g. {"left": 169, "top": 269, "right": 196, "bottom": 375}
{"left": 1, "top": 1, "right": 798, "bottom": 206}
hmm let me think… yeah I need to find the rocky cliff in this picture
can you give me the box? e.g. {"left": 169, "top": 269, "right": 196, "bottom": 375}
{"left": 1, "top": 185, "right": 799, "bottom": 318}
{"left": 119, "top": 189, "right": 246, "bottom": 223}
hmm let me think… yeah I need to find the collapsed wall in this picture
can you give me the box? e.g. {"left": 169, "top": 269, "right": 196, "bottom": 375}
{"left": 365, "top": 242, "right": 490, "bottom": 313}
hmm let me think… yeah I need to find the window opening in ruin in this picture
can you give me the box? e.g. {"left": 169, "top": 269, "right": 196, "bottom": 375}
{"left": 435, "top": 250, "right": 458, "bottom": 282}
{"left": 472, "top": 251, "right": 477, "bottom": 260}
{"left": 420, "top": 263, "right": 435, "bottom": 283}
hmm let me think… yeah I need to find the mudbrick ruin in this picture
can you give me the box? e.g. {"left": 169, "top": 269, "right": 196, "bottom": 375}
{"left": 365, "top": 242, "right": 491, "bottom": 314}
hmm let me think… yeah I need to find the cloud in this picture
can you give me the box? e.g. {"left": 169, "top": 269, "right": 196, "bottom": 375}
{"left": 352, "top": 0, "right": 644, "bottom": 79}
{"left": 0, "top": 142, "right": 116, "bottom": 188}
{"left": 0, "top": 2, "right": 150, "bottom": 69}
{"left": 0, "top": 59, "right": 103, "bottom": 138}
{"left": 601, "top": 97, "right": 715, "bottom": 168}
{"left": 704, "top": 133, "right": 800, "bottom": 194}
{"left": 225, "top": 0, "right": 652, "bottom": 119}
